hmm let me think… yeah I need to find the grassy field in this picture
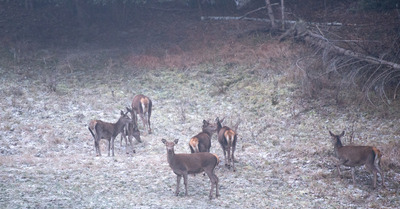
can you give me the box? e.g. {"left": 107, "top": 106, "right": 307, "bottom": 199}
{"left": 1, "top": 10, "right": 400, "bottom": 208}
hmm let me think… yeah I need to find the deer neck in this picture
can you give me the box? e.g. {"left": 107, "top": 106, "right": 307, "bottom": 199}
{"left": 166, "top": 150, "right": 176, "bottom": 167}
{"left": 333, "top": 138, "right": 344, "bottom": 155}
{"left": 216, "top": 123, "right": 222, "bottom": 134}
{"left": 203, "top": 129, "right": 214, "bottom": 137}
{"left": 114, "top": 119, "right": 125, "bottom": 136}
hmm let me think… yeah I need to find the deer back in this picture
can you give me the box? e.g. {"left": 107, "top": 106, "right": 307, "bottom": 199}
{"left": 330, "top": 131, "right": 380, "bottom": 167}
{"left": 218, "top": 126, "right": 236, "bottom": 146}
{"left": 171, "top": 153, "right": 218, "bottom": 174}
{"left": 132, "top": 94, "right": 152, "bottom": 114}
{"left": 189, "top": 120, "right": 217, "bottom": 153}
{"left": 336, "top": 146, "right": 376, "bottom": 167}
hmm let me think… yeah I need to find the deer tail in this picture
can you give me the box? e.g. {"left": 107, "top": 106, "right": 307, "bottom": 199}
{"left": 225, "top": 129, "right": 235, "bottom": 146}
{"left": 212, "top": 153, "right": 220, "bottom": 166}
{"left": 189, "top": 137, "right": 199, "bottom": 153}
{"left": 88, "top": 127, "right": 96, "bottom": 140}
{"left": 372, "top": 147, "right": 382, "bottom": 167}
{"left": 88, "top": 120, "right": 97, "bottom": 140}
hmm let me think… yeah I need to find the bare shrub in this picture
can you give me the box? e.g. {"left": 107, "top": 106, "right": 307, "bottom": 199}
{"left": 179, "top": 102, "right": 187, "bottom": 124}
{"left": 381, "top": 141, "right": 400, "bottom": 171}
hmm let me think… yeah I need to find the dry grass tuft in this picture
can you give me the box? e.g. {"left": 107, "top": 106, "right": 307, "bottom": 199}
{"left": 381, "top": 141, "right": 400, "bottom": 171}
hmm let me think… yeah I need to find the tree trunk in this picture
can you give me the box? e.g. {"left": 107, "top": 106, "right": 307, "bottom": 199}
{"left": 265, "top": 0, "right": 276, "bottom": 29}
{"left": 281, "top": 0, "right": 285, "bottom": 30}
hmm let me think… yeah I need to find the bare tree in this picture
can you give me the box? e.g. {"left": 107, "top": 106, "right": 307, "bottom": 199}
{"left": 265, "top": 0, "right": 276, "bottom": 29}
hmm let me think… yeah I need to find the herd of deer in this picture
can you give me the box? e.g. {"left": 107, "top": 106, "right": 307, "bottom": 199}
{"left": 87, "top": 94, "right": 385, "bottom": 200}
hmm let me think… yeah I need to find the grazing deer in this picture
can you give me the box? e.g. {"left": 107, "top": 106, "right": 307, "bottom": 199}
{"left": 162, "top": 139, "right": 220, "bottom": 200}
{"left": 329, "top": 131, "right": 384, "bottom": 188}
{"left": 216, "top": 117, "right": 238, "bottom": 172}
{"left": 120, "top": 107, "right": 142, "bottom": 154}
{"left": 189, "top": 120, "right": 218, "bottom": 153}
{"left": 88, "top": 110, "right": 131, "bottom": 157}
{"left": 131, "top": 94, "right": 152, "bottom": 134}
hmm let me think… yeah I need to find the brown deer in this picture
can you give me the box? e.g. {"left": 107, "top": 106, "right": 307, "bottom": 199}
{"left": 131, "top": 94, "right": 152, "bottom": 134}
{"left": 216, "top": 117, "right": 238, "bottom": 172}
{"left": 189, "top": 120, "right": 218, "bottom": 153}
{"left": 88, "top": 110, "right": 131, "bottom": 157}
{"left": 329, "top": 131, "right": 384, "bottom": 188}
{"left": 162, "top": 138, "right": 220, "bottom": 200}
{"left": 120, "top": 107, "right": 142, "bottom": 154}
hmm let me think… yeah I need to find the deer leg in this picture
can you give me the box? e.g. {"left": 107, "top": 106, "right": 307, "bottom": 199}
{"left": 176, "top": 175, "right": 181, "bottom": 196}
{"left": 107, "top": 139, "right": 111, "bottom": 156}
{"left": 374, "top": 161, "right": 385, "bottom": 187}
{"left": 215, "top": 173, "right": 220, "bottom": 198}
{"left": 231, "top": 145, "right": 236, "bottom": 172}
{"left": 205, "top": 171, "right": 214, "bottom": 199}
{"left": 233, "top": 138, "right": 238, "bottom": 163}
{"left": 183, "top": 173, "right": 188, "bottom": 196}
{"left": 351, "top": 167, "right": 356, "bottom": 186}
{"left": 366, "top": 162, "right": 377, "bottom": 188}
{"left": 336, "top": 163, "right": 341, "bottom": 176}
{"left": 372, "top": 171, "right": 377, "bottom": 188}
{"left": 206, "top": 170, "right": 219, "bottom": 199}
{"left": 227, "top": 147, "right": 231, "bottom": 169}
{"left": 377, "top": 167, "right": 385, "bottom": 187}
{"left": 94, "top": 138, "right": 98, "bottom": 156}
{"left": 128, "top": 135, "right": 135, "bottom": 154}
{"left": 143, "top": 112, "right": 151, "bottom": 134}
{"left": 209, "top": 180, "right": 214, "bottom": 200}
{"left": 222, "top": 148, "right": 228, "bottom": 168}
{"left": 140, "top": 114, "right": 147, "bottom": 134}
{"left": 147, "top": 115, "right": 151, "bottom": 134}
{"left": 121, "top": 134, "right": 127, "bottom": 153}
{"left": 95, "top": 138, "right": 101, "bottom": 156}
{"left": 126, "top": 135, "right": 130, "bottom": 154}
{"left": 111, "top": 137, "right": 116, "bottom": 156}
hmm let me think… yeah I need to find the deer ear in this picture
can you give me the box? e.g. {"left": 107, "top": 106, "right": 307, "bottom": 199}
{"left": 329, "top": 131, "right": 334, "bottom": 136}
{"left": 203, "top": 120, "right": 208, "bottom": 125}
{"left": 340, "top": 131, "right": 345, "bottom": 137}
{"left": 162, "top": 139, "right": 167, "bottom": 144}
{"left": 121, "top": 110, "right": 124, "bottom": 115}
{"left": 126, "top": 107, "right": 132, "bottom": 112}
{"left": 174, "top": 139, "right": 179, "bottom": 144}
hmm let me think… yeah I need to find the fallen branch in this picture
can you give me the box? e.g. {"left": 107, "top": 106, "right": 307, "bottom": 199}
{"left": 239, "top": 6, "right": 266, "bottom": 19}
{"left": 201, "top": 16, "right": 297, "bottom": 25}
{"left": 201, "top": 15, "right": 353, "bottom": 28}
{"left": 304, "top": 30, "right": 400, "bottom": 70}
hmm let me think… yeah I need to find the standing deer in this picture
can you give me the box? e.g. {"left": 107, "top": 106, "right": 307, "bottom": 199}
{"left": 120, "top": 107, "right": 142, "bottom": 154}
{"left": 329, "top": 131, "right": 384, "bottom": 188}
{"left": 216, "top": 117, "right": 238, "bottom": 171}
{"left": 162, "top": 138, "right": 220, "bottom": 200}
{"left": 88, "top": 110, "right": 131, "bottom": 157}
{"left": 131, "top": 94, "right": 152, "bottom": 134}
{"left": 189, "top": 120, "right": 218, "bottom": 153}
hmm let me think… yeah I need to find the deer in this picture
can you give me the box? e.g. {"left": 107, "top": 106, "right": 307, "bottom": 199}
{"left": 88, "top": 110, "right": 131, "bottom": 157}
{"left": 216, "top": 117, "right": 238, "bottom": 172}
{"left": 189, "top": 120, "right": 218, "bottom": 153}
{"left": 131, "top": 94, "right": 152, "bottom": 134}
{"left": 329, "top": 131, "right": 384, "bottom": 188}
{"left": 119, "top": 107, "right": 142, "bottom": 154}
{"left": 161, "top": 138, "right": 220, "bottom": 200}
